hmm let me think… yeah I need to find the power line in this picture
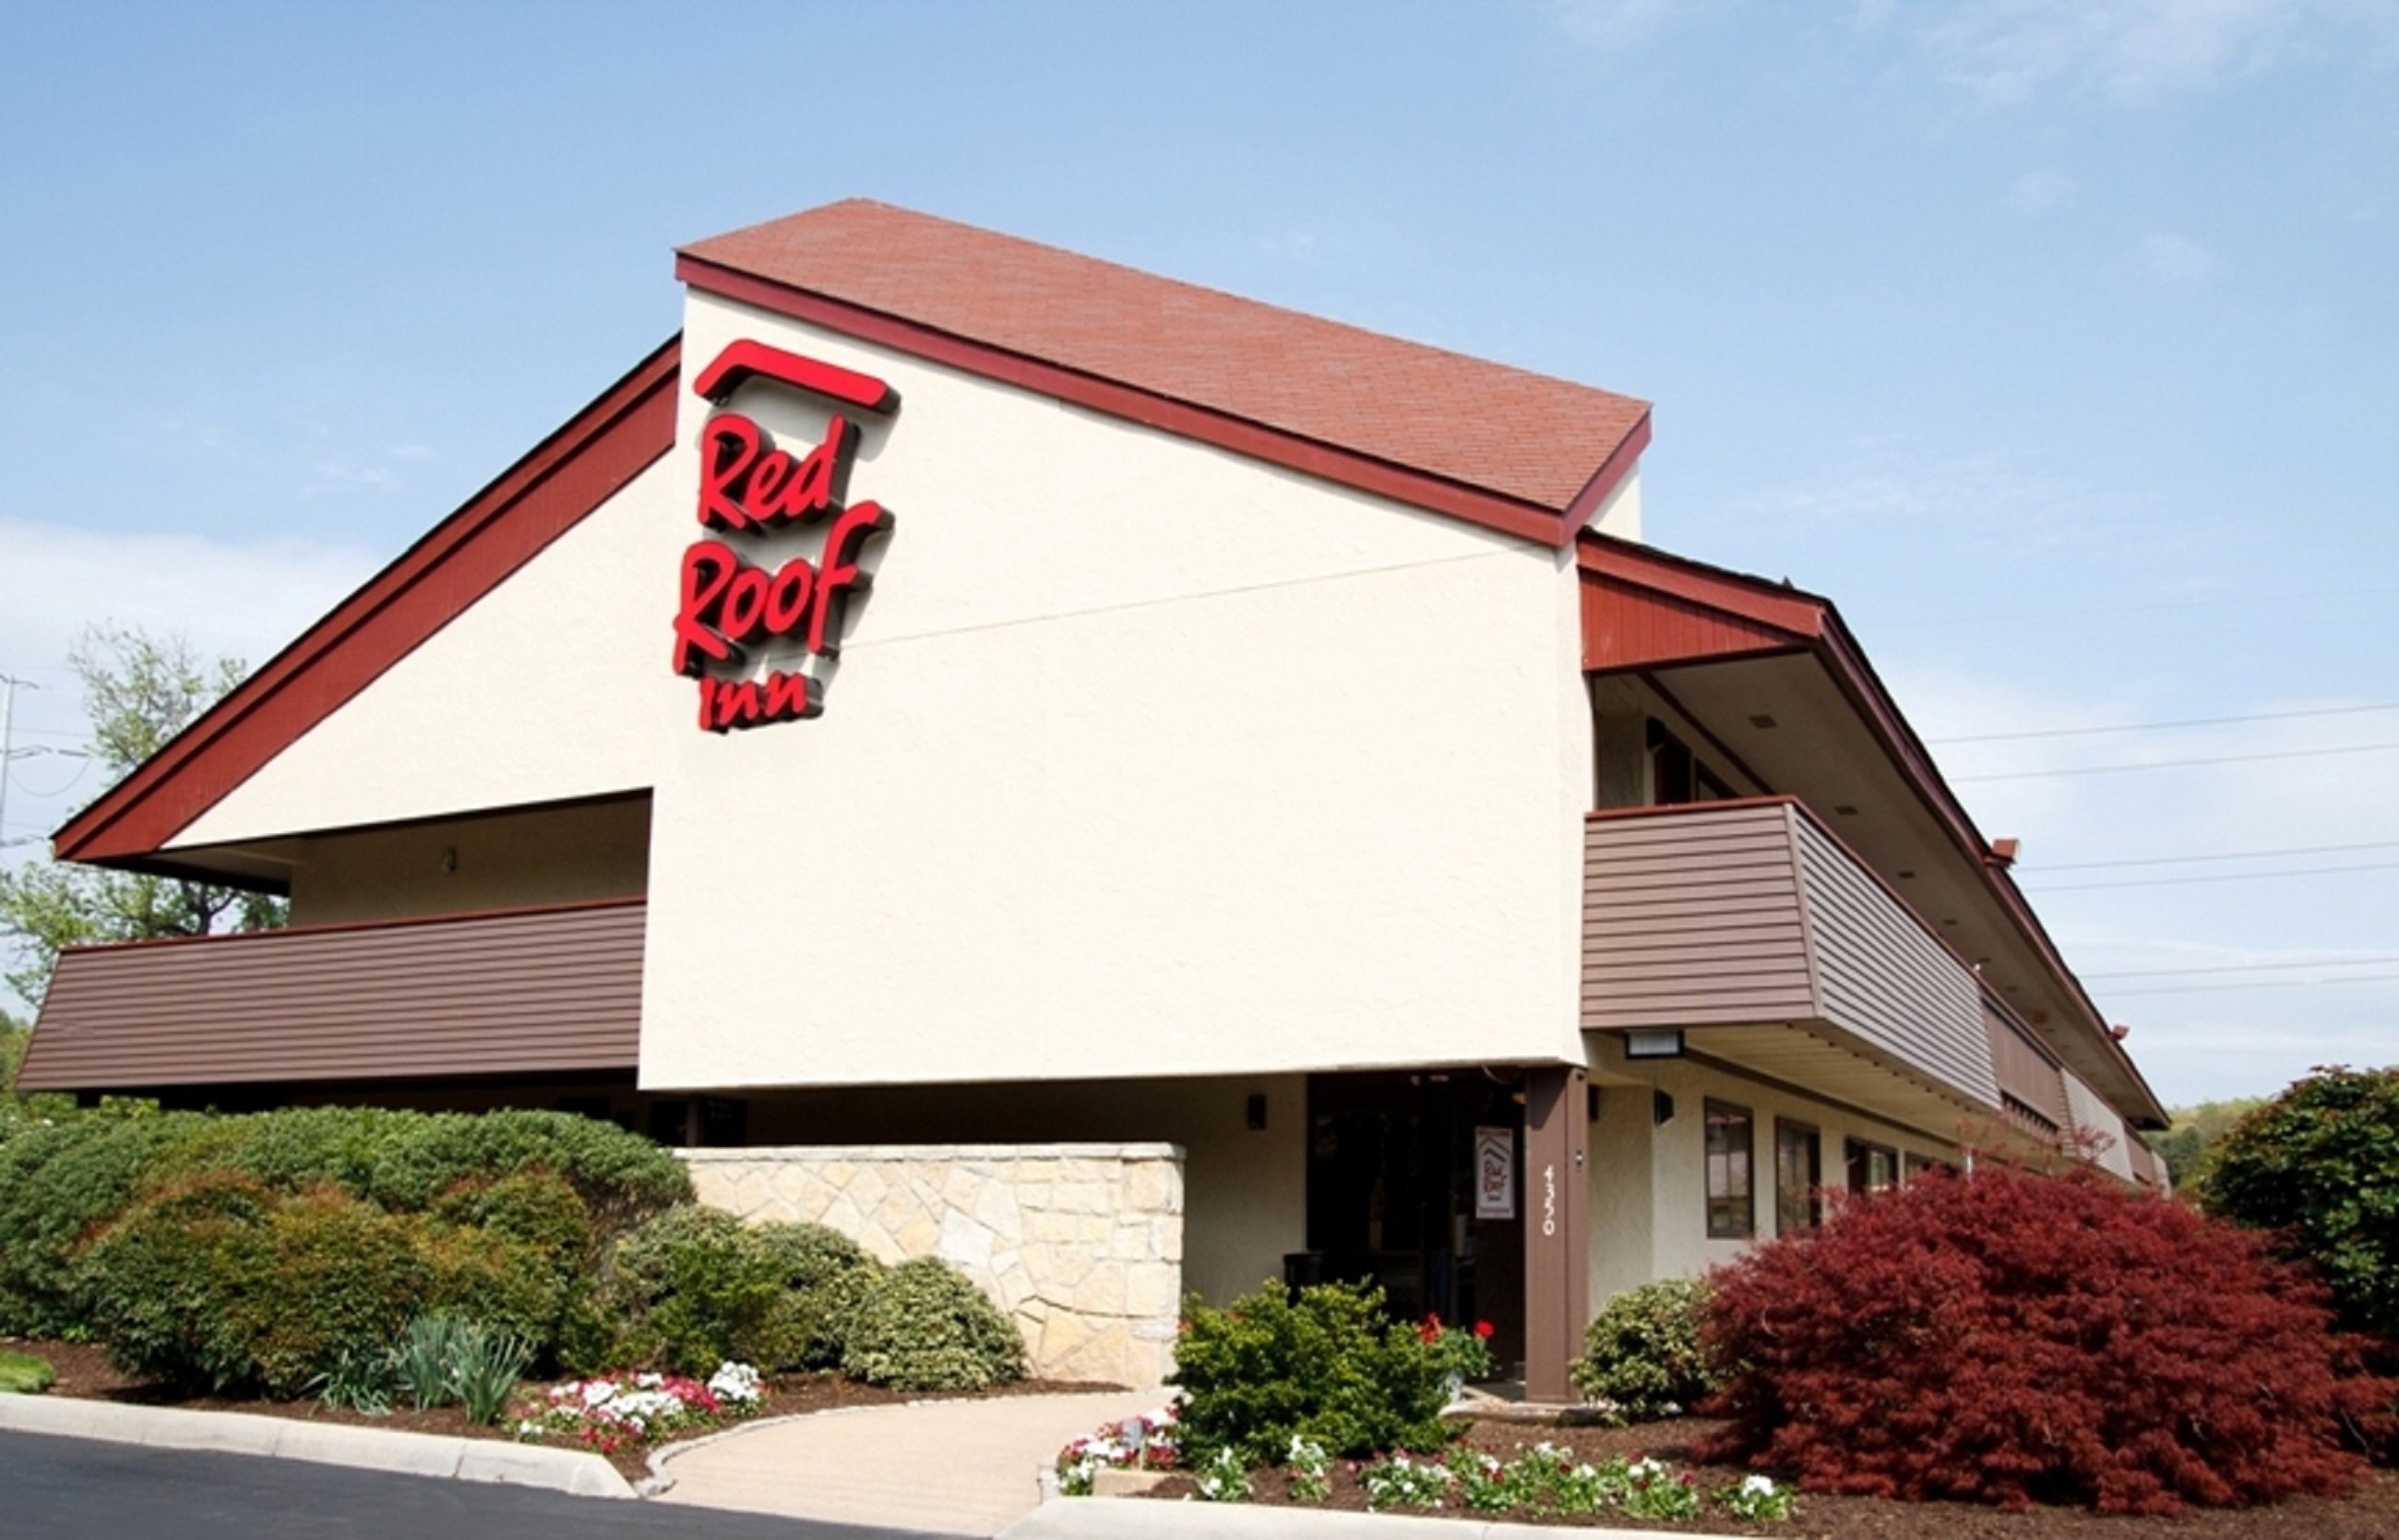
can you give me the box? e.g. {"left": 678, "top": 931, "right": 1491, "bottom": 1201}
{"left": 2027, "top": 860, "right": 2399, "bottom": 892}
{"left": 1868, "top": 584, "right": 2399, "bottom": 630}
{"left": 2035, "top": 839, "right": 2399, "bottom": 871}
{"left": 1930, "top": 702, "right": 2399, "bottom": 745}
{"left": 2084, "top": 955, "right": 2399, "bottom": 981}
{"left": 1953, "top": 742, "right": 2399, "bottom": 782}
{"left": 2102, "top": 973, "right": 2399, "bottom": 998}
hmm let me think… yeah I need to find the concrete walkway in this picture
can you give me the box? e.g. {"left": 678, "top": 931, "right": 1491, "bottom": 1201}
{"left": 652, "top": 1390, "right": 1162, "bottom": 1537}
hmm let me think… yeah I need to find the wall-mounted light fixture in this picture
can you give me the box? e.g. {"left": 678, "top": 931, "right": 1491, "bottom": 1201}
{"left": 1624, "top": 1028, "right": 1684, "bottom": 1060}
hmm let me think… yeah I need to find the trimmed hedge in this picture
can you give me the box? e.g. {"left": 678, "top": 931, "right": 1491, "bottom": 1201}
{"left": 0, "top": 1107, "right": 688, "bottom": 1340}
{"left": 75, "top": 1169, "right": 603, "bottom": 1396}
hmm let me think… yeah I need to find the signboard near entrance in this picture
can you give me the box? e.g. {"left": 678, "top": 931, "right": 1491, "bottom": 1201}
{"left": 1474, "top": 1126, "right": 1515, "bottom": 1220}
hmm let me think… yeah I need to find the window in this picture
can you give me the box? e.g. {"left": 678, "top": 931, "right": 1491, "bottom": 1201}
{"left": 1704, "top": 1101, "right": 1755, "bottom": 1238}
{"left": 1846, "top": 1139, "right": 1899, "bottom": 1195}
{"left": 1645, "top": 718, "right": 1735, "bottom": 806}
{"left": 1774, "top": 1120, "right": 1821, "bottom": 1235}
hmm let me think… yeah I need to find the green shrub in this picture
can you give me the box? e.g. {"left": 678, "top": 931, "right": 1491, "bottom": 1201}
{"left": 0, "top": 1113, "right": 207, "bottom": 1335}
{"left": 596, "top": 1208, "right": 893, "bottom": 1375}
{"left": 1569, "top": 1279, "right": 1718, "bottom": 1421}
{"left": 841, "top": 1258, "right": 1024, "bottom": 1391}
{"left": 1168, "top": 1279, "right": 1454, "bottom": 1467}
{"left": 2201, "top": 1067, "right": 2399, "bottom": 1342}
{"left": 78, "top": 1178, "right": 432, "bottom": 1396}
{"left": 359, "top": 1110, "right": 689, "bottom": 1228}
{"left": 0, "top": 1105, "right": 684, "bottom": 1343}
{"left": 425, "top": 1173, "right": 597, "bottom": 1350}
{"left": 752, "top": 1222, "right": 879, "bottom": 1369}
{"left": 602, "top": 1207, "right": 791, "bottom": 1372}
{"left": 0, "top": 1349, "right": 55, "bottom": 1393}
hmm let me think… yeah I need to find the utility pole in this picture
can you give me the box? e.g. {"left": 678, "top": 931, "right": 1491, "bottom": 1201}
{"left": 0, "top": 674, "right": 37, "bottom": 852}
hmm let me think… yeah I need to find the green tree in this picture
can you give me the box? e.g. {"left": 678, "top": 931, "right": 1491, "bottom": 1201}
{"left": 2143, "top": 1095, "right": 2268, "bottom": 1188}
{"left": 0, "top": 626, "right": 284, "bottom": 1007}
{"left": 2200, "top": 1067, "right": 2399, "bottom": 1342}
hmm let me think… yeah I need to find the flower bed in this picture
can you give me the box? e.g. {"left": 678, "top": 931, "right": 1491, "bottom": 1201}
{"left": 1056, "top": 1406, "right": 1788, "bottom": 1523}
{"left": 513, "top": 1363, "right": 766, "bottom": 1455}
{"left": 1056, "top": 1403, "right": 1181, "bottom": 1493}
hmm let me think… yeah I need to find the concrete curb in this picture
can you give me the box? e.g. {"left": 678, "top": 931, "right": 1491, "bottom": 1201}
{"left": 1000, "top": 1496, "right": 1749, "bottom": 1540}
{"left": 0, "top": 1391, "right": 634, "bottom": 1499}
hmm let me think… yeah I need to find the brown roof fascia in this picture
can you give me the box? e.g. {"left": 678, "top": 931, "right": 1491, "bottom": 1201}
{"left": 678, "top": 253, "right": 1628, "bottom": 551}
{"left": 54, "top": 338, "right": 684, "bottom": 866}
{"left": 1574, "top": 532, "right": 2168, "bottom": 1128}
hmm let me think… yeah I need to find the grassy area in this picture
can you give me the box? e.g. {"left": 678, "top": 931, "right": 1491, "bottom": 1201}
{"left": 0, "top": 1349, "right": 56, "bottom": 1394}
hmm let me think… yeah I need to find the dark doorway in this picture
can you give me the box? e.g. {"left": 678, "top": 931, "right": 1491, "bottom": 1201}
{"left": 1303, "top": 1070, "right": 1527, "bottom": 1372}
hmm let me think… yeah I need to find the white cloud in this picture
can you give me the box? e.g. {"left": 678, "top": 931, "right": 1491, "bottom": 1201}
{"left": 1550, "top": 0, "right": 1693, "bottom": 51}
{"left": 1727, "top": 437, "right": 2157, "bottom": 555}
{"left": 2007, "top": 168, "right": 2077, "bottom": 215}
{"left": 2137, "top": 230, "right": 2222, "bottom": 288}
{"left": 1916, "top": 0, "right": 2395, "bottom": 105}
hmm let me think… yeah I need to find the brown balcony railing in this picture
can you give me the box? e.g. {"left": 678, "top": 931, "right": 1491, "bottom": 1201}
{"left": 14, "top": 899, "right": 644, "bottom": 1094}
{"left": 1583, "top": 797, "right": 2001, "bottom": 1112}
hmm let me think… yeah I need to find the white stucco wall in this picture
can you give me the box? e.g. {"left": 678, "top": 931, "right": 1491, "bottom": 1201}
{"left": 172, "top": 287, "right": 1600, "bottom": 1090}
{"left": 641, "top": 295, "right": 1593, "bottom": 1088}
{"left": 173, "top": 458, "right": 691, "bottom": 846}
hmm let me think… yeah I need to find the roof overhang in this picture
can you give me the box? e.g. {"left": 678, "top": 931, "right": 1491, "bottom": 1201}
{"left": 1576, "top": 534, "right": 2168, "bottom": 1129}
{"left": 51, "top": 340, "right": 683, "bottom": 868}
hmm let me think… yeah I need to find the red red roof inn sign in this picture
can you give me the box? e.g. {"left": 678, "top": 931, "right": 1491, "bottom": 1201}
{"left": 673, "top": 340, "right": 898, "bottom": 732}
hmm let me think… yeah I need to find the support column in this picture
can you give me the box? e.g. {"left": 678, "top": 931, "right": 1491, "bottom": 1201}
{"left": 1522, "top": 1064, "right": 1590, "bottom": 1404}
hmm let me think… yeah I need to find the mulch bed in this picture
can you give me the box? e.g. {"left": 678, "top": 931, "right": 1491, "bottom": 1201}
{"left": 1140, "top": 1417, "right": 2399, "bottom": 1538}
{"left": 6, "top": 1336, "right": 1119, "bottom": 1483}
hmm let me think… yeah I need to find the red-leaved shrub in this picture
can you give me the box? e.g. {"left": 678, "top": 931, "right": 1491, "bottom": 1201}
{"left": 1697, "top": 1163, "right": 2392, "bottom": 1515}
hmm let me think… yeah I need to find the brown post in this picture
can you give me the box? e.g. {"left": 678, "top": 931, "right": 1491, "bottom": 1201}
{"left": 1522, "top": 1064, "right": 1590, "bottom": 1404}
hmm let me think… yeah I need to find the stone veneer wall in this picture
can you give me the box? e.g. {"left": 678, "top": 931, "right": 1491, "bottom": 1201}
{"left": 680, "top": 1142, "right": 1185, "bottom": 1387}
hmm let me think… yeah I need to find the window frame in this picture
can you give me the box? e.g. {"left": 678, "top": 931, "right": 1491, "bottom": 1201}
{"left": 1845, "top": 1138, "right": 1899, "bottom": 1195}
{"left": 1703, "top": 1099, "right": 1756, "bottom": 1239}
{"left": 1774, "top": 1118, "right": 1822, "bottom": 1236}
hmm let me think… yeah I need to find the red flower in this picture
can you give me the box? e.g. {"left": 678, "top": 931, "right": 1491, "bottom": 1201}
{"left": 1418, "top": 1312, "right": 1444, "bottom": 1343}
{"left": 1473, "top": 1319, "right": 1495, "bottom": 1340}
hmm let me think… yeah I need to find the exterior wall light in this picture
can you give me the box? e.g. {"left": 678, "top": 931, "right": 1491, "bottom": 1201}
{"left": 1624, "top": 1028, "right": 1684, "bottom": 1060}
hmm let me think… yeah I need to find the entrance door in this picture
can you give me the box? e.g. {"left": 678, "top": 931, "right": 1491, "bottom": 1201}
{"left": 1304, "top": 1071, "right": 1527, "bottom": 1372}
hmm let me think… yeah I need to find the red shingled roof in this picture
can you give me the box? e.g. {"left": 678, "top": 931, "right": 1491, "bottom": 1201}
{"left": 677, "top": 200, "right": 1650, "bottom": 541}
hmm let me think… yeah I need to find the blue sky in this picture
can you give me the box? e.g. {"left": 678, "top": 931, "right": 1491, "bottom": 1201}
{"left": 1, "top": 1, "right": 2393, "bottom": 1104}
